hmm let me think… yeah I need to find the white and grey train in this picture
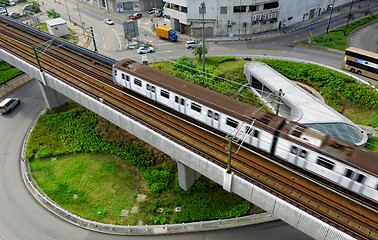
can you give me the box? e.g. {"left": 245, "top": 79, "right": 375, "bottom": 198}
{"left": 113, "top": 59, "right": 378, "bottom": 203}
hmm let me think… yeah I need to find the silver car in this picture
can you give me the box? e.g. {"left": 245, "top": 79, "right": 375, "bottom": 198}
{"left": 0, "top": 98, "right": 20, "bottom": 113}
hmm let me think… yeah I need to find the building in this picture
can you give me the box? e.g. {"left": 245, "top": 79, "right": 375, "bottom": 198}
{"left": 45, "top": 18, "right": 69, "bottom": 37}
{"left": 92, "top": 0, "right": 163, "bottom": 13}
{"left": 162, "top": 0, "right": 363, "bottom": 37}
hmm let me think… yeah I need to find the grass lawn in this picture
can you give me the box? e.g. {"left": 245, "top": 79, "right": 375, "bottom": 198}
{"left": 301, "top": 14, "right": 378, "bottom": 51}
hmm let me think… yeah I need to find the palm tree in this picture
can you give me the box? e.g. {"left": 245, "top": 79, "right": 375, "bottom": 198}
{"left": 361, "top": 9, "right": 371, "bottom": 17}
{"left": 344, "top": 12, "right": 355, "bottom": 36}
{"left": 193, "top": 45, "right": 208, "bottom": 58}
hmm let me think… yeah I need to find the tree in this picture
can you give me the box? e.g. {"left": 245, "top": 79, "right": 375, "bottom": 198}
{"left": 343, "top": 12, "right": 355, "bottom": 36}
{"left": 193, "top": 45, "right": 207, "bottom": 58}
{"left": 361, "top": 9, "right": 371, "bottom": 17}
{"left": 46, "top": 9, "right": 61, "bottom": 19}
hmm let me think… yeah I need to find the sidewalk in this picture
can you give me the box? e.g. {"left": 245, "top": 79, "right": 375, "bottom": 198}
{"left": 0, "top": 74, "right": 33, "bottom": 100}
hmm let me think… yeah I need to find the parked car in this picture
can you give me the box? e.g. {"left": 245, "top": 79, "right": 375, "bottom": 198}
{"left": 8, "top": 12, "right": 20, "bottom": 18}
{"left": 0, "top": 98, "right": 20, "bottom": 114}
{"left": 137, "top": 46, "right": 154, "bottom": 54}
{"left": 104, "top": 18, "right": 114, "bottom": 25}
{"left": 130, "top": 12, "right": 142, "bottom": 20}
{"left": 9, "top": 0, "right": 15, "bottom": 6}
{"left": 0, "top": 8, "right": 6, "bottom": 15}
{"left": 186, "top": 40, "right": 202, "bottom": 49}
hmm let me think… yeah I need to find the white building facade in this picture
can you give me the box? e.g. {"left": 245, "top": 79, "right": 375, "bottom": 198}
{"left": 162, "top": 0, "right": 363, "bottom": 37}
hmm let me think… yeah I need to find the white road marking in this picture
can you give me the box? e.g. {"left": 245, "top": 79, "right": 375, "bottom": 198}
{"left": 112, "top": 29, "right": 122, "bottom": 51}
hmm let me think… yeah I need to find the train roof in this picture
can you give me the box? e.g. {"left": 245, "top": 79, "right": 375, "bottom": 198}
{"left": 114, "top": 59, "right": 284, "bottom": 132}
{"left": 114, "top": 59, "right": 378, "bottom": 177}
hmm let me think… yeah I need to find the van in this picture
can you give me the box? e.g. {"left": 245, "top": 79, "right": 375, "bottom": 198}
{"left": 0, "top": 98, "right": 20, "bottom": 113}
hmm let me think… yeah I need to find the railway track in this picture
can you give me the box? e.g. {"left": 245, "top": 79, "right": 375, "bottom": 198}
{"left": 0, "top": 18, "right": 377, "bottom": 239}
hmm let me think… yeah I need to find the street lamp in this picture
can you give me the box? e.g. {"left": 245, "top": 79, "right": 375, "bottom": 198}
{"left": 323, "top": 0, "right": 336, "bottom": 46}
{"left": 199, "top": 2, "right": 206, "bottom": 74}
{"left": 238, "top": 0, "right": 241, "bottom": 40}
{"left": 64, "top": 0, "right": 71, "bottom": 22}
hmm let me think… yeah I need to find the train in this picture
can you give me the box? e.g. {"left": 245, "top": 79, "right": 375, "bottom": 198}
{"left": 112, "top": 58, "right": 378, "bottom": 203}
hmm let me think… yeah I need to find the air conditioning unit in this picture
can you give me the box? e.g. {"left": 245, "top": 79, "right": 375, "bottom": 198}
{"left": 227, "top": 20, "right": 232, "bottom": 26}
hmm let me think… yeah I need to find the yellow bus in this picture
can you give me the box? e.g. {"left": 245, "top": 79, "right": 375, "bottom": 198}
{"left": 342, "top": 47, "right": 378, "bottom": 80}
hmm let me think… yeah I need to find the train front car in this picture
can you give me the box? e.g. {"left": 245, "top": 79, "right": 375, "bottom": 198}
{"left": 276, "top": 121, "right": 378, "bottom": 203}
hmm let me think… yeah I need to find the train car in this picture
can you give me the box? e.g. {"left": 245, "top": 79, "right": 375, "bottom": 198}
{"left": 113, "top": 59, "right": 378, "bottom": 203}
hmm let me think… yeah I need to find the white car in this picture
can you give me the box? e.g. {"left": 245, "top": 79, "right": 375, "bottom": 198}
{"left": 186, "top": 40, "right": 202, "bottom": 49}
{"left": 0, "top": 98, "right": 20, "bottom": 113}
{"left": 104, "top": 18, "right": 114, "bottom": 25}
{"left": 137, "top": 46, "right": 155, "bottom": 54}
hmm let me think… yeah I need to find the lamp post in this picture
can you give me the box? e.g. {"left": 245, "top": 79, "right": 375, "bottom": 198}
{"left": 344, "top": 0, "right": 354, "bottom": 36}
{"left": 64, "top": 0, "right": 71, "bottom": 22}
{"left": 238, "top": 0, "right": 241, "bottom": 40}
{"left": 323, "top": 0, "right": 335, "bottom": 46}
{"left": 77, "top": 2, "right": 85, "bottom": 35}
{"left": 199, "top": 2, "right": 206, "bottom": 73}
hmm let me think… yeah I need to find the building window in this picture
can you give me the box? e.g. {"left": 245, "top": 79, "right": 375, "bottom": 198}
{"left": 134, "top": 79, "right": 142, "bottom": 87}
{"left": 264, "top": 1, "right": 279, "bottom": 10}
{"left": 226, "top": 118, "right": 239, "bottom": 128}
{"left": 191, "top": 102, "right": 202, "bottom": 112}
{"left": 233, "top": 5, "right": 247, "bottom": 13}
{"left": 249, "top": 5, "right": 257, "bottom": 12}
{"left": 220, "top": 6, "right": 227, "bottom": 14}
{"left": 317, "top": 157, "right": 334, "bottom": 170}
{"left": 161, "top": 90, "right": 170, "bottom": 99}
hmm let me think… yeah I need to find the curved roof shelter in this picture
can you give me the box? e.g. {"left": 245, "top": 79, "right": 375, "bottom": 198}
{"left": 244, "top": 61, "right": 368, "bottom": 146}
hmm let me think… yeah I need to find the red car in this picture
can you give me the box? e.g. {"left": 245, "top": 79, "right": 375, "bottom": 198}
{"left": 130, "top": 12, "right": 142, "bottom": 20}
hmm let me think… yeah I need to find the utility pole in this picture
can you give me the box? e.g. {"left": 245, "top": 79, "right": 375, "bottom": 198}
{"left": 344, "top": 0, "right": 355, "bottom": 36}
{"left": 200, "top": 2, "right": 206, "bottom": 74}
{"left": 64, "top": 0, "right": 71, "bottom": 22}
{"left": 89, "top": 27, "right": 97, "bottom": 52}
{"left": 32, "top": 45, "right": 43, "bottom": 72}
{"left": 323, "top": 0, "right": 336, "bottom": 46}
{"left": 77, "top": 2, "right": 85, "bottom": 36}
{"left": 275, "top": 89, "right": 284, "bottom": 115}
{"left": 226, "top": 135, "right": 233, "bottom": 174}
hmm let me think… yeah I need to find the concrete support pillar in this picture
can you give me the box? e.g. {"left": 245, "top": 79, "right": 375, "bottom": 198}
{"left": 176, "top": 161, "right": 201, "bottom": 191}
{"left": 38, "top": 81, "right": 67, "bottom": 110}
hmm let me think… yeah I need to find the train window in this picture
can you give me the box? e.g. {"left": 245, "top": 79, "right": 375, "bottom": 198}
{"left": 356, "top": 174, "right": 365, "bottom": 183}
{"left": 151, "top": 86, "right": 155, "bottom": 93}
{"left": 114, "top": 70, "right": 117, "bottom": 76}
{"left": 191, "top": 103, "right": 202, "bottom": 113}
{"left": 161, "top": 90, "right": 170, "bottom": 99}
{"left": 253, "top": 130, "right": 259, "bottom": 138}
{"left": 316, "top": 157, "right": 334, "bottom": 170}
{"left": 126, "top": 75, "right": 130, "bottom": 81}
{"left": 147, "top": 84, "right": 150, "bottom": 90}
{"left": 208, "top": 110, "right": 213, "bottom": 117}
{"left": 345, "top": 169, "right": 353, "bottom": 178}
{"left": 290, "top": 146, "right": 298, "bottom": 155}
{"left": 214, "top": 113, "right": 219, "bottom": 120}
{"left": 299, "top": 149, "right": 307, "bottom": 159}
{"left": 245, "top": 126, "right": 253, "bottom": 134}
{"left": 226, "top": 118, "right": 239, "bottom": 128}
{"left": 376, "top": 184, "right": 378, "bottom": 191}
{"left": 180, "top": 98, "right": 185, "bottom": 105}
{"left": 134, "top": 79, "right": 142, "bottom": 87}
{"left": 175, "top": 96, "right": 179, "bottom": 103}
{"left": 122, "top": 73, "right": 125, "bottom": 79}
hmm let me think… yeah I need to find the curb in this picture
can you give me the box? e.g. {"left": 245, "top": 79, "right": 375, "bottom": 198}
{"left": 20, "top": 108, "right": 278, "bottom": 236}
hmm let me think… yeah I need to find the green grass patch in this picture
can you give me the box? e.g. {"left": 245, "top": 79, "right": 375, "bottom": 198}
{"left": 365, "top": 137, "right": 378, "bottom": 152}
{"left": 27, "top": 103, "right": 254, "bottom": 225}
{"left": 0, "top": 61, "right": 23, "bottom": 85}
{"left": 302, "top": 14, "right": 378, "bottom": 50}
{"left": 35, "top": 22, "right": 48, "bottom": 32}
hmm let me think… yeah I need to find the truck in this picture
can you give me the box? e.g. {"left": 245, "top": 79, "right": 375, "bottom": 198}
{"left": 156, "top": 26, "right": 178, "bottom": 42}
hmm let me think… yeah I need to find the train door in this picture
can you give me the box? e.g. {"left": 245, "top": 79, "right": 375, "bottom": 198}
{"left": 174, "top": 96, "right": 186, "bottom": 115}
{"left": 251, "top": 129, "right": 260, "bottom": 148}
{"left": 146, "top": 84, "right": 157, "bottom": 101}
{"left": 205, "top": 110, "right": 220, "bottom": 129}
{"left": 123, "top": 74, "right": 131, "bottom": 89}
